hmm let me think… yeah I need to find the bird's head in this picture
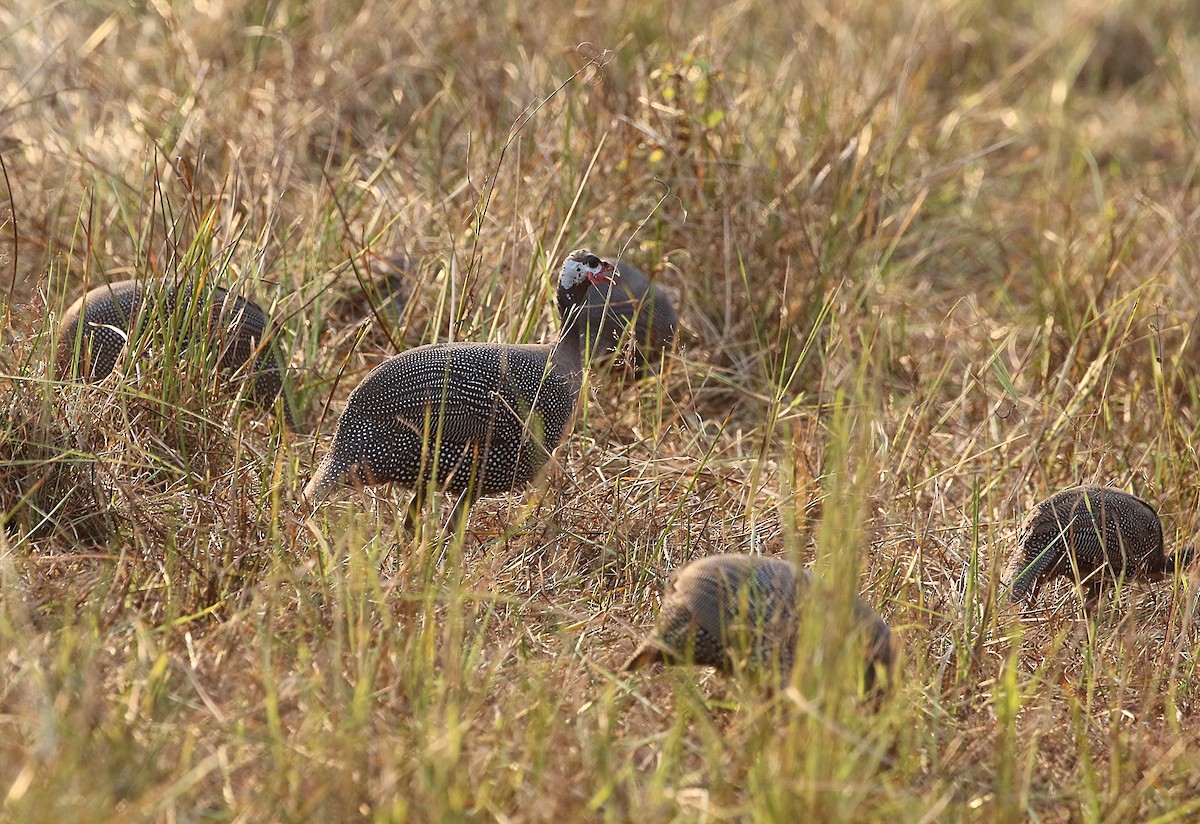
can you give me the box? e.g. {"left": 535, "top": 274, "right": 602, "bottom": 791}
{"left": 559, "top": 250, "right": 615, "bottom": 293}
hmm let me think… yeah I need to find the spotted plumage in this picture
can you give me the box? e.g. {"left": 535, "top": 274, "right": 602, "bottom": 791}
{"left": 304, "top": 249, "right": 615, "bottom": 511}
{"left": 1008, "top": 485, "right": 1193, "bottom": 603}
{"left": 580, "top": 257, "right": 676, "bottom": 369}
{"left": 624, "top": 554, "right": 896, "bottom": 692}
{"left": 57, "top": 278, "right": 294, "bottom": 424}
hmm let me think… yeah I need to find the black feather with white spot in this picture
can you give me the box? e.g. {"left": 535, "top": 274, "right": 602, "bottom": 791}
{"left": 304, "top": 249, "right": 614, "bottom": 506}
{"left": 57, "top": 278, "right": 293, "bottom": 424}
{"left": 624, "top": 554, "right": 896, "bottom": 692}
{"left": 1008, "top": 485, "right": 1182, "bottom": 602}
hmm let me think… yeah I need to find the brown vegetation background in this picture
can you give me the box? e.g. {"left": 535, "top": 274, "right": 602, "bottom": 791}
{"left": 4, "top": 0, "right": 1200, "bottom": 820}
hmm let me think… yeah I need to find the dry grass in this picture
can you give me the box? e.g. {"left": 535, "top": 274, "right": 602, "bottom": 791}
{"left": 4, "top": 0, "right": 1200, "bottom": 820}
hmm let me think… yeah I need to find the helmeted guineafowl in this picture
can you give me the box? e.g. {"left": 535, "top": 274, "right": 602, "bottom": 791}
{"left": 302, "top": 249, "right": 615, "bottom": 520}
{"left": 581, "top": 256, "right": 676, "bottom": 370}
{"left": 624, "top": 554, "right": 896, "bottom": 692}
{"left": 1008, "top": 485, "right": 1194, "bottom": 604}
{"left": 57, "top": 278, "right": 294, "bottom": 425}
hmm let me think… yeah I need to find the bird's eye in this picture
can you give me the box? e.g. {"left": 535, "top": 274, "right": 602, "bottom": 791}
{"left": 586, "top": 255, "right": 601, "bottom": 268}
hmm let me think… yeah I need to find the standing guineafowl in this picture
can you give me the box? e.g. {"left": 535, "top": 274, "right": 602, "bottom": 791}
{"left": 303, "top": 249, "right": 615, "bottom": 521}
{"left": 1008, "top": 485, "right": 1193, "bottom": 604}
{"left": 57, "top": 278, "right": 294, "bottom": 425}
{"left": 624, "top": 554, "right": 896, "bottom": 693}
{"left": 580, "top": 257, "right": 676, "bottom": 370}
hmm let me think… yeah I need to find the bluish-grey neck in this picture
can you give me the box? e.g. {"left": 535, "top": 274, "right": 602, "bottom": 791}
{"left": 555, "top": 282, "right": 593, "bottom": 374}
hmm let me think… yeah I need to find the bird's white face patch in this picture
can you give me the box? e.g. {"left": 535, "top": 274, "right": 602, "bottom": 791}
{"left": 559, "top": 258, "right": 593, "bottom": 289}
{"left": 559, "top": 251, "right": 613, "bottom": 289}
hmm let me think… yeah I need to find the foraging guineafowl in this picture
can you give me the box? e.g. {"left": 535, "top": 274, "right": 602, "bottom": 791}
{"left": 624, "top": 554, "right": 896, "bottom": 692}
{"left": 1008, "top": 485, "right": 1193, "bottom": 604}
{"left": 57, "top": 278, "right": 294, "bottom": 425}
{"left": 303, "top": 249, "right": 615, "bottom": 520}
{"left": 581, "top": 257, "right": 676, "bottom": 370}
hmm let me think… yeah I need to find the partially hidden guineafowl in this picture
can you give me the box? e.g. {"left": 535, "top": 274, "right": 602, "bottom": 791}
{"left": 580, "top": 257, "right": 676, "bottom": 370}
{"left": 302, "top": 249, "right": 615, "bottom": 520}
{"left": 1008, "top": 485, "right": 1194, "bottom": 604}
{"left": 57, "top": 278, "right": 294, "bottom": 425}
{"left": 624, "top": 554, "right": 896, "bottom": 692}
